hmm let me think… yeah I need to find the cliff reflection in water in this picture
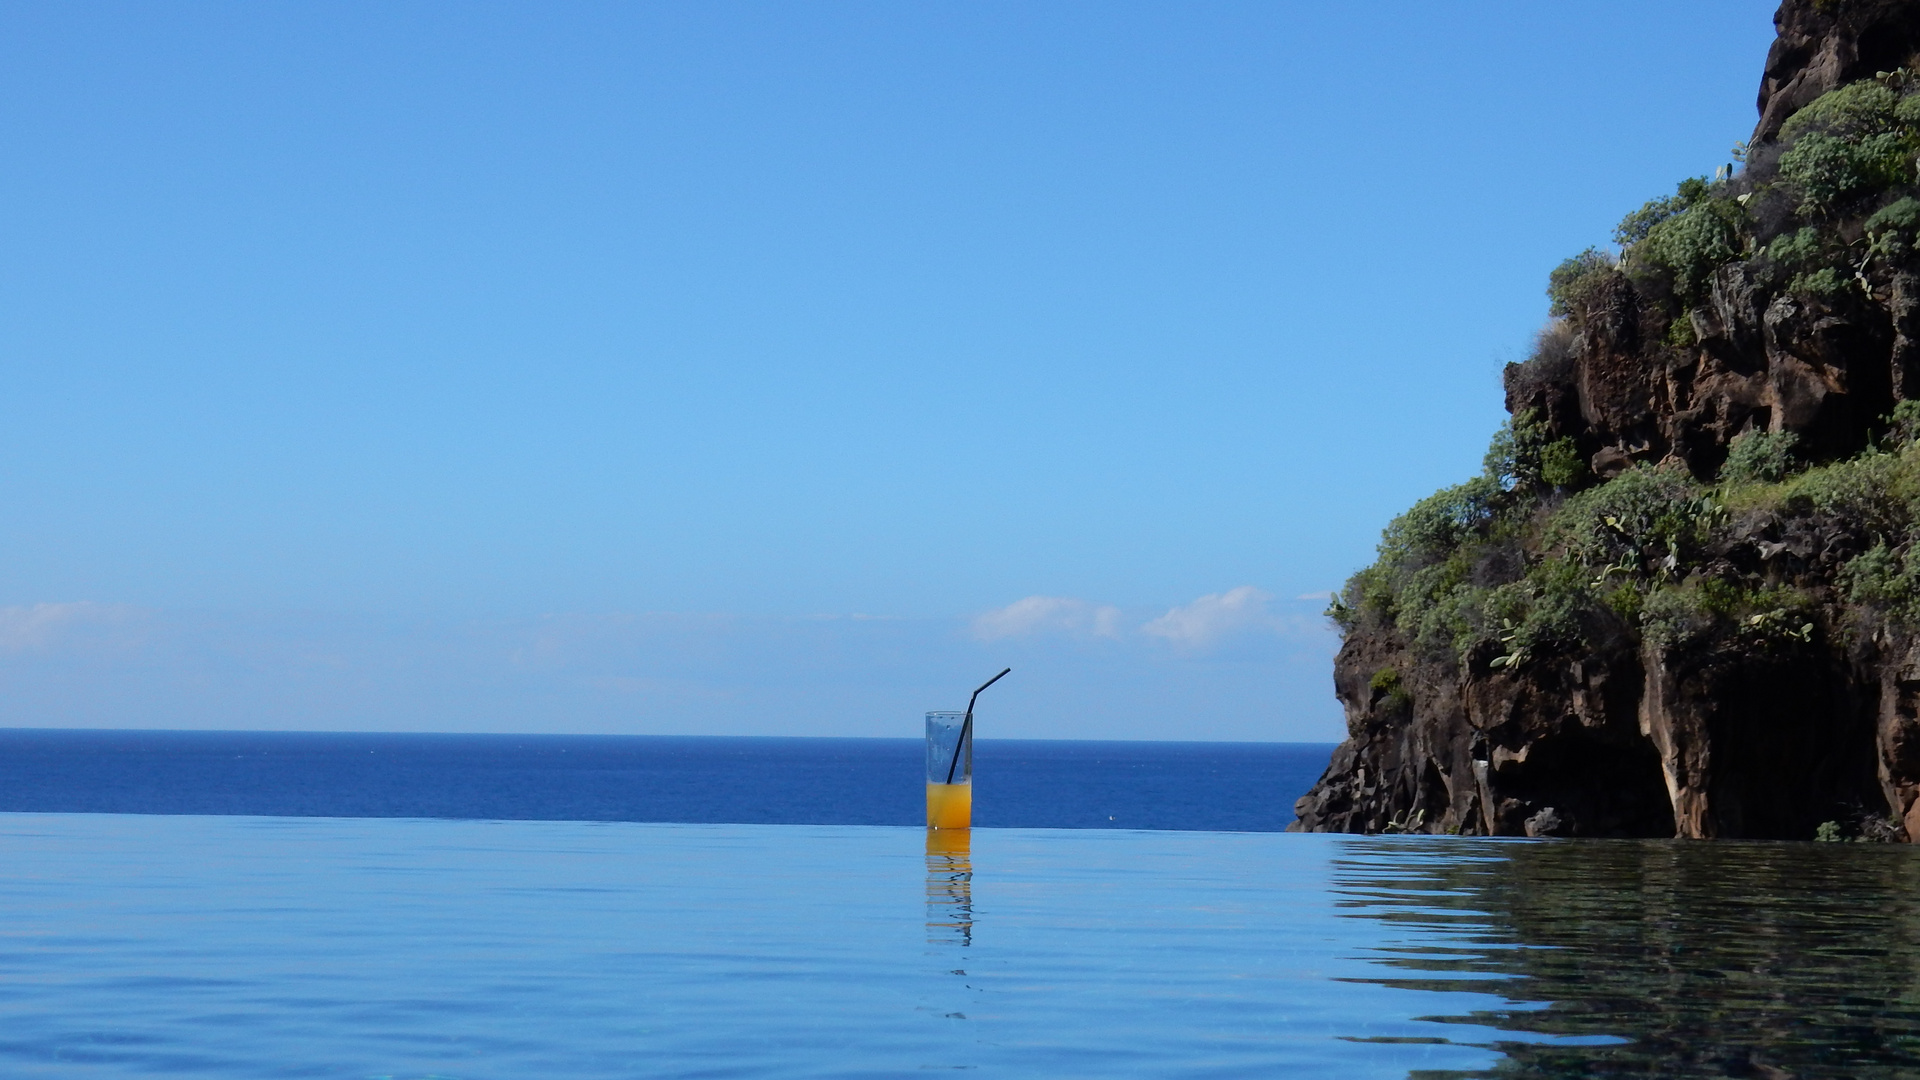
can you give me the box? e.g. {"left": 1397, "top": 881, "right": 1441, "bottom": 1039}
{"left": 925, "top": 829, "right": 972, "bottom": 947}
{"left": 1335, "top": 838, "right": 1920, "bottom": 1077}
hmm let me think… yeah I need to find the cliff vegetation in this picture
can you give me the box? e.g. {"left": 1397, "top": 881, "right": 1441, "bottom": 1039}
{"left": 1294, "top": 0, "right": 1920, "bottom": 840}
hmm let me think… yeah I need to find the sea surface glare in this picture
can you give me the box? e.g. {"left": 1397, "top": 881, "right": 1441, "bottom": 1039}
{"left": 1, "top": 734, "right": 1918, "bottom": 1076}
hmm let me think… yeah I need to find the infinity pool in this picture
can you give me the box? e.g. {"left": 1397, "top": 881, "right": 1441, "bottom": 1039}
{"left": 0, "top": 816, "right": 1915, "bottom": 1077}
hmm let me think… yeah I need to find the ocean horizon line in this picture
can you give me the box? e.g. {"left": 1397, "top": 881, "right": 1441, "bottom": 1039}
{"left": 0, "top": 727, "right": 1339, "bottom": 747}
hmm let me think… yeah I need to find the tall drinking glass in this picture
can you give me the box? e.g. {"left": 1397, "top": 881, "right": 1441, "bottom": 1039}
{"left": 925, "top": 710, "right": 972, "bottom": 829}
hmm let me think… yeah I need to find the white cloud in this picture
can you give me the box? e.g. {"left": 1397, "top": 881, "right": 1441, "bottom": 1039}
{"left": 0, "top": 601, "right": 1347, "bottom": 740}
{"left": 1140, "top": 586, "right": 1278, "bottom": 648}
{"left": 971, "top": 596, "right": 1123, "bottom": 641}
{"left": 1296, "top": 590, "right": 1336, "bottom": 602}
{"left": 0, "top": 602, "right": 141, "bottom": 652}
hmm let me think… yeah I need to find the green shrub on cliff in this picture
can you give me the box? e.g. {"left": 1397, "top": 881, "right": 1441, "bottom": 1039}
{"left": 1341, "top": 434, "right": 1734, "bottom": 666}
{"left": 1720, "top": 429, "right": 1800, "bottom": 485}
{"left": 1779, "top": 79, "right": 1903, "bottom": 142}
{"left": 1841, "top": 542, "right": 1920, "bottom": 621}
{"left": 1482, "top": 408, "right": 1582, "bottom": 492}
{"left": 1780, "top": 446, "right": 1913, "bottom": 539}
{"left": 1395, "top": 556, "right": 1482, "bottom": 655}
{"left": 1613, "top": 177, "right": 1709, "bottom": 247}
{"left": 1632, "top": 197, "right": 1747, "bottom": 302}
{"left": 1539, "top": 437, "right": 1587, "bottom": 489}
{"left": 1546, "top": 248, "right": 1614, "bottom": 319}
{"left": 1889, "top": 399, "right": 1920, "bottom": 445}
{"left": 1775, "top": 79, "right": 1919, "bottom": 213}
{"left": 1368, "top": 667, "right": 1411, "bottom": 713}
{"left": 1607, "top": 175, "right": 1748, "bottom": 304}
{"left": 1546, "top": 465, "right": 1715, "bottom": 577}
{"left": 1788, "top": 265, "right": 1851, "bottom": 297}
{"left": 1358, "top": 474, "right": 1508, "bottom": 655}
{"left": 1766, "top": 226, "right": 1855, "bottom": 295}
{"left": 1334, "top": 422, "right": 1537, "bottom": 652}
{"left": 1547, "top": 76, "right": 1920, "bottom": 332}
{"left": 1379, "top": 475, "right": 1503, "bottom": 561}
{"left": 1340, "top": 435, "right": 1713, "bottom": 666}
{"left": 1480, "top": 558, "right": 1594, "bottom": 669}
{"left": 1715, "top": 438, "right": 1920, "bottom": 590}
{"left": 1866, "top": 196, "right": 1920, "bottom": 259}
{"left": 1814, "top": 437, "right": 1920, "bottom": 628}
{"left": 1641, "top": 579, "right": 1813, "bottom": 650}
{"left": 1780, "top": 130, "right": 1916, "bottom": 213}
{"left": 1766, "top": 224, "right": 1825, "bottom": 267}
{"left": 1336, "top": 70, "right": 1920, "bottom": 670}
{"left": 1640, "top": 580, "right": 1720, "bottom": 648}
{"left": 1335, "top": 425, "right": 1902, "bottom": 667}
{"left": 1869, "top": 195, "right": 1920, "bottom": 233}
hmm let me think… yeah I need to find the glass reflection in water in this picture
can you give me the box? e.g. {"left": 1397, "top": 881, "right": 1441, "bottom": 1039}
{"left": 925, "top": 827, "right": 973, "bottom": 947}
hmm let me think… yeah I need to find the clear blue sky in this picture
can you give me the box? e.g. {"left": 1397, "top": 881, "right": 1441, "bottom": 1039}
{"left": 0, "top": 1, "right": 1777, "bottom": 739}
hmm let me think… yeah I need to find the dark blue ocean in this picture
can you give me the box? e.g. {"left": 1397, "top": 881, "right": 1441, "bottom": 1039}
{"left": 0, "top": 729, "right": 1336, "bottom": 830}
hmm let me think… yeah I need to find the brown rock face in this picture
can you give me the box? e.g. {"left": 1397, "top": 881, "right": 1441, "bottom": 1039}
{"left": 1636, "top": 637, "right": 1881, "bottom": 838}
{"left": 1295, "top": 628, "right": 1674, "bottom": 838}
{"left": 1756, "top": 0, "right": 1920, "bottom": 144}
{"left": 1293, "top": 0, "right": 1920, "bottom": 841}
{"left": 1507, "top": 263, "right": 1899, "bottom": 484}
{"left": 1294, "top": 599, "right": 1906, "bottom": 840}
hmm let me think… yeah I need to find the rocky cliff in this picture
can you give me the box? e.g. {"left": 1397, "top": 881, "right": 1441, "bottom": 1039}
{"left": 1292, "top": 0, "right": 1920, "bottom": 841}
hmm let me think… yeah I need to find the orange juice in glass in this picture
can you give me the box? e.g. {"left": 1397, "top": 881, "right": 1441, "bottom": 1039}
{"left": 925, "top": 710, "right": 972, "bottom": 829}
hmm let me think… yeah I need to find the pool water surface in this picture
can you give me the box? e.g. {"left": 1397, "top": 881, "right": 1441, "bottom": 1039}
{"left": 1, "top": 816, "right": 1917, "bottom": 1078}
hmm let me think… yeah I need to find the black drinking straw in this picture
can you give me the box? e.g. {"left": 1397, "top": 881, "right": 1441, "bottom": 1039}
{"left": 944, "top": 668, "right": 1011, "bottom": 784}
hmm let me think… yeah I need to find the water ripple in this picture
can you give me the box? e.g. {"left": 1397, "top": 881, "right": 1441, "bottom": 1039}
{"left": 4, "top": 817, "right": 1917, "bottom": 1077}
